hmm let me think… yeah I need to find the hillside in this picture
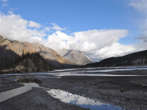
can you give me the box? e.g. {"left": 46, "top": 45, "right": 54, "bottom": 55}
{"left": 0, "top": 35, "right": 73, "bottom": 73}
{"left": 86, "top": 50, "right": 147, "bottom": 67}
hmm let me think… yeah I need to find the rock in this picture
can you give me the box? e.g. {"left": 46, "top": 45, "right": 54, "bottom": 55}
{"left": 57, "top": 49, "right": 92, "bottom": 65}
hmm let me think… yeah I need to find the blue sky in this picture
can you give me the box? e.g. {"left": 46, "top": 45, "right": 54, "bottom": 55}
{"left": 0, "top": 0, "right": 146, "bottom": 60}
{"left": 0, "top": 0, "right": 137, "bottom": 32}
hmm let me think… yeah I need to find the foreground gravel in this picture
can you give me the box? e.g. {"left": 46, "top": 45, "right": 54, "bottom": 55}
{"left": 0, "top": 88, "right": 87, "bottom": 110}
{"left": 0, "top": 78, "right": 21, "bottom": 92}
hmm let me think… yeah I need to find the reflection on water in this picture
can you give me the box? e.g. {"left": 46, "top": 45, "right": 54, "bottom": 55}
{"left": 47, "top": 89, "right": 124, "bottom": 110}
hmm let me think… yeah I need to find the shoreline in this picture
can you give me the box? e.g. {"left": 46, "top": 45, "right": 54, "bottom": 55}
{"left": 1, "top": 69, "right": 147, "bottom": 110}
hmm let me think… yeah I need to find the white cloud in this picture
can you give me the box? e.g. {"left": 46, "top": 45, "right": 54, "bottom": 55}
{"left": 72, "top": 30, "right": 128, "bottom": 51}
{"left": 45, "top": 30, "right": 135, "bottom": 60}
{"left": 42, "top": 23, "right": 65, "bottom": 32}
{"left": 45, "top": 31, "right": 73, "bottom": 50}
{"left": 0, "top": 13, "right": 136, "bottom": 61}
{"left": 96, "top": 43, "right": 135, "bottom": 59}
{"left": 28, "top": 21, "right": 41, "bottom": 28}
{"left": 51, "top": 23, "right": 65, "bottom": 31}
{"left": 0, "top": 13, "right": 45, "bottom": 42}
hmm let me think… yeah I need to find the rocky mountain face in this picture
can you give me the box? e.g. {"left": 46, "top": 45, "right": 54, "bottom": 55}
{"left": 86, "top": 50, "right": 147, "bottom": 67}
{"left": 57, "top": 49, "right": 92, "bottom": 65}
{"left": 14, "top": 53, "right": 54, "bottom": 73}
{"left": 0, "top": 35, "right": 73, "bottom": 73}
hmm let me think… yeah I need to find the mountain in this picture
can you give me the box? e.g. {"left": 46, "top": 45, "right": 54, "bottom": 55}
{"left": 57, "top": 49, "right": 92, "bottom": 65}
{"left": 86, "top": 50, "right": 147, "bottom": 67}
{"left": 0, "top": 35, "right": 73, "bottom": 73}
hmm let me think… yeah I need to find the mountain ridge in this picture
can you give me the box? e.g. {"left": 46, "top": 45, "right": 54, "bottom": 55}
{"left": 0, "top": 35, "right": 76, "bottom": 73}
{"left": 85, "top": 49, "right": 147, "bottom": 67}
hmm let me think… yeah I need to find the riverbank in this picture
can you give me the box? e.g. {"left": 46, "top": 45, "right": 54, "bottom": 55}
{"left": 0, "top": 87, "right": 88, "bottom": 110}
{"left": 0, "top": 78, "right": 88, "bottom": 110}
{"left": 1, "top": 69, "right": 147, "bottom": 110}
{"left": 0, "top": 78, "right": 21, "bottom": 92}
{"left": 40, "top": 75, "right": 147, "bottom": 110}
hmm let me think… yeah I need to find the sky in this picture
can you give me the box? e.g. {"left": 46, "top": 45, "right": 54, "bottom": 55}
{"left": 0, "top": 0, "right": 147, "bottom": 61}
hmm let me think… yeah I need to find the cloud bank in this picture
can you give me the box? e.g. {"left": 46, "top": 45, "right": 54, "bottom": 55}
{"left": 45, "top": 30, "right": 135, "bottom": 60}
{"left": 0, "top": 13, "right": 45, "bottom": 42}
{"left": 0, "top": 13, "right": 135, "bottom": 61}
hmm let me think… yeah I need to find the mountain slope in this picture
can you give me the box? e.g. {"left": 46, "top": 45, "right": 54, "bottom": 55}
{"left": 57, "top": 49, "right": 92, "bottom": 65}
{"left": 14, "top": 53, "right": 54, "bottom": 72}
{"left": 0, "top": 35, "right": 73, "bottom": 73}
{"left": 86, "top": 50, "right": 147, "bottom": 67}
{"left": 0, "top": 35, "right": 70, "bottom": 64}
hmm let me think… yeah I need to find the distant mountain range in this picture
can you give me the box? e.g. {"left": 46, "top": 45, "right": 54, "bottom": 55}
{"left": 86, "top": 50, "right": 147, "bottom": 67}
{"left": 1, "top": 34, "right": 147, "bottom": 73}
{"left": 0, "top": 35, "right": 91, "bottom": 73}
{"left": 57, "top": 49, "right": 92, "bottom": 65}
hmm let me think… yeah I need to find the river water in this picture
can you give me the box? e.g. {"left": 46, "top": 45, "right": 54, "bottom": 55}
{"left": 1, "top": 66, "right": 147, "bottom": 77}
